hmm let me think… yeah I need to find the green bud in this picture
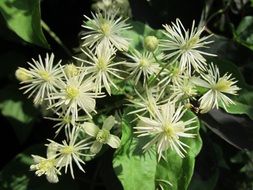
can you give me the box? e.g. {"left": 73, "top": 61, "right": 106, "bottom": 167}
{"left": 144, "top": 36, "right": 159, "bottom": 52}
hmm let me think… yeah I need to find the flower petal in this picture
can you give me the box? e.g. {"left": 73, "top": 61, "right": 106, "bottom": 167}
{"left": 46, "top": 142, "right": 59, "bottom": 158}
{"left": 46, "top": 172, "right": 59, "bottom": 183}
{"left": 107, "top": 134, "right": 121, "bottom": 148}
{"left": 90, "top": 141, "right": 103, "bottom": 154}
{"left": 102, "top": 115, "right": 115, "bottom": 130}
{"left": 83, "top": 122, "right": 99, "bottom": 137}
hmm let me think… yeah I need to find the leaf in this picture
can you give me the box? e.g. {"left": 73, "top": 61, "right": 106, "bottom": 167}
{"left": 189, "top": 170, "right": 219, "bottom": 190}
{"left": 0, "top": 85, "right": 38, "bottom": 143}
{"left": 155, "top": 111, "right": 202, "bottom": 190}
{"left": 113, "top": 117, "right": 157, "bottom": 190}
{"left": 234, "top": 16, "right": 253, "bottom": 51}
{"left": 0, "top": 0, "right": 49, "bottom": 48}
{"left": 122, "top": 21, "right": 165, "bottom": 51}
{"left": 0, "top": 145, "right": 80, "bottom": 190}
{"left": 113, "top": 110, "right": 202, "bottom": 190}
{"left": 200, "top": 109, "right": 253, "bottom": 150}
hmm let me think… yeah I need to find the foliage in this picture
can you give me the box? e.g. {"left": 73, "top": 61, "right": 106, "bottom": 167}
{"left": 1, "top": 0, "right": 253, "bottom": 190}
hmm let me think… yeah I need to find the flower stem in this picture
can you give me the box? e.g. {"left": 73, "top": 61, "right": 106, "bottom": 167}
{"left": 41, "top": 20, "right": 72, "bottom": 57}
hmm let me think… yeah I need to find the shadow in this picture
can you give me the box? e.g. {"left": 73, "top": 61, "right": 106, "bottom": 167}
{"left": 199, "top": 109, "right": 253, "bottom": 150}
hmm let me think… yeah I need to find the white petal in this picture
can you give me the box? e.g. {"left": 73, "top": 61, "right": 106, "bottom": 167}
{"left": 102, "top": 116, "right": 115, "bottom": 130}
{"left": 83, "top": 122, "right": 99, "bottom": 137}
{"left": 47, "top": 142, "right": 59, "bottom": 158}
{"left": 107, "top": 134, "right": 121, "bottom": 148}
{"left": 191, "top": 77, "right": 210, "bottom": 88}
{"left": 90, "top": 142, "right": 103, "bottom": 154}
{"left": 31, "top": 155, "right": 44, "bottom": 163}
{"left": 46, "top": 172, "right": 59, "bottom": 183}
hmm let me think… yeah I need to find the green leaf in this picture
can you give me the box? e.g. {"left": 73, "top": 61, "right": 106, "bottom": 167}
{"left": 0, "top": 0, "right": 49, "bottom": 48}
{"left": 189, "top": 170, "right": 219, "bottom": 190}
{"left": 122, "top": 21, "right": 165, "bottom": 51}
{"left": 155, "top": 111, "right": 202, "bottom": 190}
{"left": 0, "top": 145, "right": 80, "bottom": 190}
{"left": 113, "top": 110, "right": 202, "bottom": 190}
{"left": 113, "top": 117, "right": 157, "bottom": 190}
{"left": 234, "top": 16, "right": 253, "bottom": 51}
{"left": 0, "top": 85, "right": 38, "bottom": 143}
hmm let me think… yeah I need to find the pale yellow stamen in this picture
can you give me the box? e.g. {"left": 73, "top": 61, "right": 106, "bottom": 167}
{"left": 38, "top": 70, "right": 51, "bottom": 82}
{"left": 63, "top": 116, "right": 72, "bottom": 124}
{"left": 37, "top": 159, "right": 56, "bottom": 173}
{"left": 97, "top": 58, "right": 108, "bottom": 71}
{"left": 101, "top": 22, "right": 111, "bottom": 36}
{"left": 66, "top": 86, "right": 79, "bottom": 99}
{"left": 61, "top": 146, "right": 74, "bottom": 155}
{"left": 96, "top": 129, "right": 110, "bottom": 143}
{"left": 181, "top": 36, "right": 199, "bottom": 51}
{"left": 164, "top": 124, "right": 175, "bottom": 137}
{"left": 139, "top": 58, "right": 149, "bottom": 68}
{"left": 213, "top": 79, "right": 232, "bottom": 92}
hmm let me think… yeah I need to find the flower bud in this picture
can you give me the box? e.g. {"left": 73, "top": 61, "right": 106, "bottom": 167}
{"left": 15, "top": 67, "right": 32, "bottom": 82}
{"left": 64, "top": 64, "right": 78, "bottom": 78}
{"left": 144, "top": 36, "right": 159, "bottom": 52}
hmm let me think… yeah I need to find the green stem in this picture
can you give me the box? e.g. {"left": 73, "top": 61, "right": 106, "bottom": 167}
{"left": 148, "top": 52, "right": 177, "bottom": 86}
{"left": 41, "top": 20, "right": 72, "bottom": 57}
{"left": 205, "top": 0, "right": 231, "bottom": 25}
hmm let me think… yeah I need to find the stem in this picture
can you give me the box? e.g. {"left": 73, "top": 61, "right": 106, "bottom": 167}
{"left": 41, "top": 20, "right": 72, "bottom": 57}
{"left": 148, "top": 52, "right": 178, "bottom": 87}
{"left": 205, "top": 0, "right": 231, "bottom": 25}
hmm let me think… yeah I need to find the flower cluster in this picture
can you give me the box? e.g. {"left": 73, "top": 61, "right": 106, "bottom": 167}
{"left": 16, "top": 10, "right": 240, "bottom": 183}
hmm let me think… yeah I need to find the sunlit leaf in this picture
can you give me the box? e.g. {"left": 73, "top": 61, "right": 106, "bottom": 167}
{"left": 0, "top": 85, "right": 38, "bottom": 143}
{"left": 0, "top": 0, "right": 49, "bottom": 48}
{"left": 234, "top": 16, "right": 253, "bottom": 51}
{"left": 113, "top": 110, "right": 202, "bottom": 190}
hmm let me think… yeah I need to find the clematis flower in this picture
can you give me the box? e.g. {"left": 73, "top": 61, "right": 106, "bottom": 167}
{"left": 135, "top": 102, "right": 197, "bottom": 160}
{"left": 192, "top": 63, "right": 240, "bottom": 113}
{"left": 20, "top": 53, "right": 62, "bottom": 105}
{"left": 82, "top": 12, "right": 131, "bottom": 51}
{"left": 75, "top": 44, "right": 125, "bottom": 95}
{"left": 48, "top": 128, "right": 92, "bottom": 179}
{"left": 160, "top": 19, "right": 215, "bottom": 74}
{"left": 83, "top": 116, "right": 121, "bottom": 154}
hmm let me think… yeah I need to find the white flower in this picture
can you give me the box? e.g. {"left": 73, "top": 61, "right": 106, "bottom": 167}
{"left": 92, "top": 0, "right": 132, "bottom": 17}
{"left": 49, "top": 72, "right": 102, "bottom": 120}
{"left": 192, "top": 63, "right": 240, "bottom": 113}
{"left": 20, "top": 53, "right": 62, "bottom": 105}
{"left": 30, "top": 144, "right": 60, "bottom": 183}
{"left": 158, "top": 63, "right": 185, "bottom": 87}
{"left": 170, "top": 76, "right": 197, "bottom": 102}
{"left": 134, "top": 102, "right": 196, "bottom": 160}
{"left": 127, "top": 87, "right": 164, "bottom": 118}
{"left": 83, "top": 116, "right": 121, "bottom": 154}
{"left": 125, "top": 50, "right": 161, "bottom": 85}
{"left": 48, "top": 128, "right": 92, "bottom": 179}
{"left": 75, "top": 44, "right": 125, "bottom": 95}
{"left": 82, "top": 12, "right": 131, "bottom": 51}
{"left": 45, "top": 111, "right": 88, "bottom": 137}
{"left": 160, "top": 19, "right": 215, "bottom": 74}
